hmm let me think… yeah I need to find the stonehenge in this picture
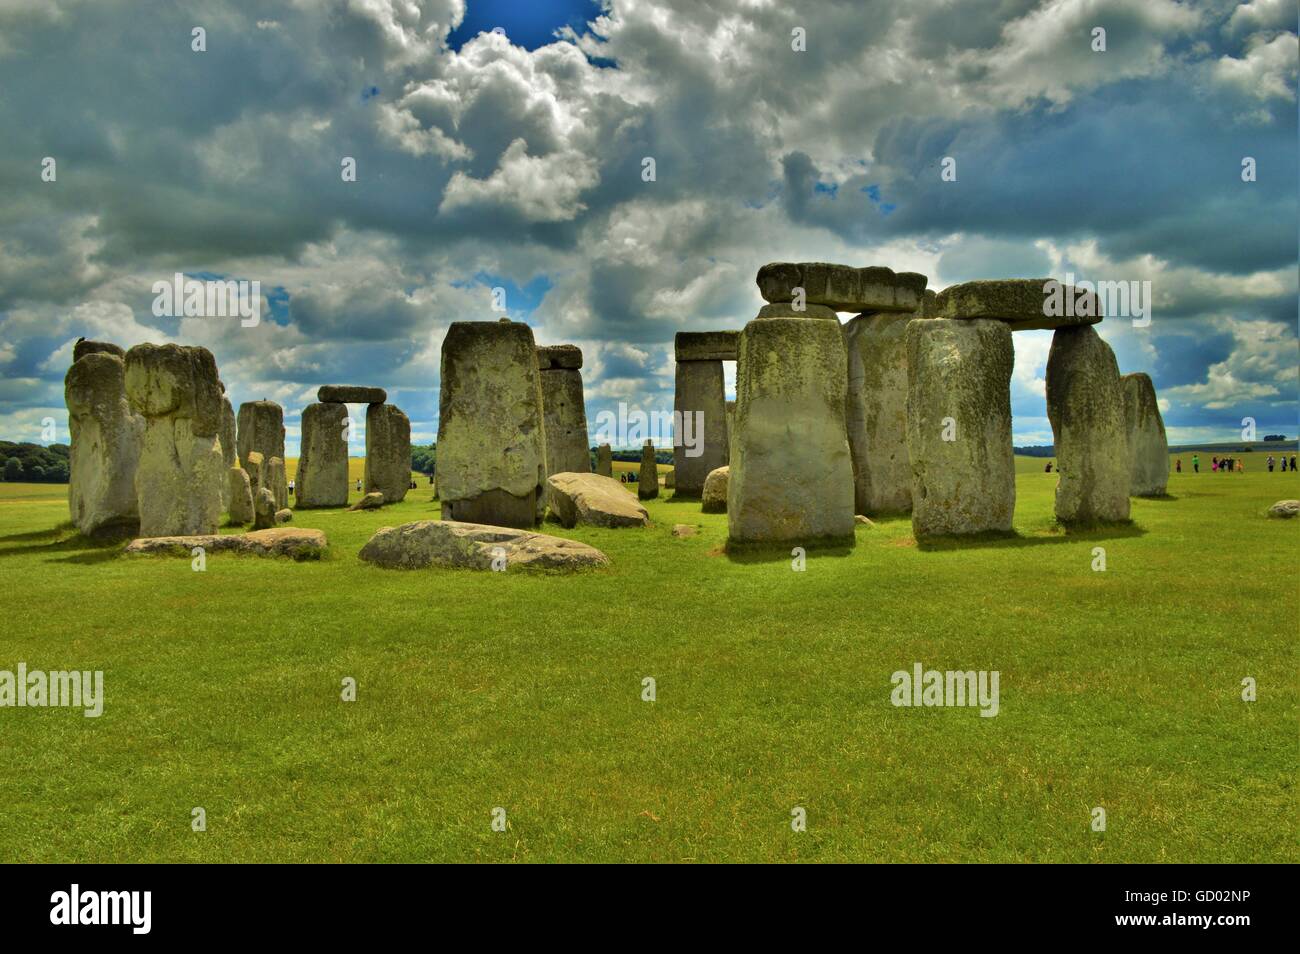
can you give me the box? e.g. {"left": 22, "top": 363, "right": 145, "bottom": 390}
{"left": 638, "top": 440, "right": 659, "bottom": 500}
{"left": 296, "top": 401, "right": 349, "bottom": 507}
{"left": 596, "top": 443, "right": 613, "bottom": 477}
{"left": 365, "top": 403, "right": 411, "bottom": 504}
{"left": 359, "top": 519, "right": 609, "bottom": 572}
{"left": 906, "top": 319, "right": 1016, "bottom": 537}
{"left": 936, "top": 279, "right": 1102, "bottom": 331}
{"left": 252, "top": 486, "right": 277, "bottom": 530}
{"left": 124, "top": 343, "right": 225, "bottom": 538}
{"left": 318, "top": 385, "right": 386, "bottom": 404}
{"left": 227, "top": 466, "right": 254, "bottom": 525}
{"left": 437, "top": 321, "right": 546, "bottom": 529}
{"left": 236, "top": 400, "right": 285, "bottom": 469}
{"left": 701, "top": 466, "right": 728, "bottom": 514}
{"left": 1121, "top": 372, "right": 1169, "bottom": 497}
{"left": 756, "top": 263, "right": 927, "bottom": 313}
{"left": 65, "top": 348, "right": 144, "bottom": 537}
{"left": 546, "top": 472, "right": 649, "bottom": 528}
{"left": 1047, "top": 325, "right": 1131, "bottom": 525}
{"left": 844, "top": 312, "right": 913, "bottom": 515}
{"left": 537, "top": 344, "right": 591, "bottom": 477}
{"left": 728, "top": 315, "right": 855, "bottom": 544}
{"left": 265, "top": 456, "right": 288, "bottom": 510}
{"left": 672, "top": 331, "right": 735, "bottom": 497}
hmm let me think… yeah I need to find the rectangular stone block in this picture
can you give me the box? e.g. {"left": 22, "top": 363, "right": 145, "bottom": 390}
{"left": 675, "top": 331, "right": 740, "bottom": 362}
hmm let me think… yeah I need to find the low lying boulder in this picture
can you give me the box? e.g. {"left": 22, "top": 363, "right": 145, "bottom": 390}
{"left": 274, "top": 508, "right": 293, "bottom": 524}
{"left": 546, "top": 472, "right": 648, "bottom": 528}
{"left": 701, "top": 466, "right": 729, "bottom": 513}
{"left": 124, "top": 528, "right": 326, "bottom": 558}
{"left": 1267, "top": 499, "right": 1299, "bottom": 519}
{"left": 349, "top": 491, "right": 384, "bottom": 511}
{"left": 359, "top": 520, "right": 609, "bottom": 572}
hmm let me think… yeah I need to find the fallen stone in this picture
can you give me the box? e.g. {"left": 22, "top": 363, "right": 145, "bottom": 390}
{"left": 675, "top": 331, "right": 740, "bottom": 362}
{"left": 936, "top": 279, "right": 1102, "bottom": 331}
{"left": 227, "top": 466, "right": 254, "bottom": 525}
{"left": 728, "top": 317, "right": 855, "bottom": 543}
{"left": 1121, "top": 372, "right": 1169, "bottom": 497}
{"left": 349, "top": 491, "right": 384, "bottom": 511}
{"left": 1047, "top": 325, "right": 1131, "bottom": 524}
{"left": 671, "top": 524, "right": 698, "bottom": 538}
{"left": 638, "top": 441, "right": 659, "bottom": 500}
{"left": 365, "top": 403, "right": 411, "bottom": 504}
{"left": 855, "top": 514, "right": 876, "bottom": 527}
{"left": 358, "top": 520, "right": 609, "bottom": 571}
{"left": 906, "top": 319, "right": 1016, "bottom": 537}
{"left": 1267, "top": 499, "right": 1299, "bottom": 518}
{"left": 253, "top": 486, "right": 277, "bottom": 530}
{"left": 65, "top": 351, "right": 143, "bottom": 538}
{"left": 274, "top": 508, "right": 292, "bottom": 524}
{"left": 546, "top": 472, "right": 649, "bottom": 528}
{"left": 845, "top": 311, "right": 912, "bottom": 515}
{"left": 124, "top": 527, "right": 326, "bottom": 558}
{"left": 317, "top": 385, "right": 386, "bottom": 404}
{"left": 701, "top": 466, "right": 729, "bottom": 513}
{"left": 756, "top": 262, "right": 927, "bottom": 313}
{"left": 437, "top": 321, "right": 546, "bottom": 528}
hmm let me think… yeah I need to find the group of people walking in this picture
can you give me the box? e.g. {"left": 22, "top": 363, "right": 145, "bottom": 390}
{"left": 1178, "top": 453, "right": 1297, "bottom": 474}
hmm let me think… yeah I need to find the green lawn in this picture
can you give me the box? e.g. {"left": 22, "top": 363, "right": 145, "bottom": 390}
{"left": 0, "top": 459, "right": 1295, "bottom": 863}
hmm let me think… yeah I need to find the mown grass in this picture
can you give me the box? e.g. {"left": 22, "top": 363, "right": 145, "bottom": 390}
{"left": 0, "top": 458, "right": 1294, "bottom": 863}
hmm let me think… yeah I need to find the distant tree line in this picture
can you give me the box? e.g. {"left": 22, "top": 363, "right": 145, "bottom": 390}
{"left": 0, "top": 442, "right": 70, "bottom": 482}
{"left": 411, "top": 443, "right": 436, "bottom": 475}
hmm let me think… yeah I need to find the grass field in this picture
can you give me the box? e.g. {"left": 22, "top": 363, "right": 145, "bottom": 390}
{"left": 0, "top": 458, "right": 1295, "bottom": 862}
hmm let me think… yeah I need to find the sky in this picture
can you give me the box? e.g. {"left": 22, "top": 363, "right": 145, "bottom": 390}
{"left": 0, "top": 0, "right": 1296, "bottom": 454}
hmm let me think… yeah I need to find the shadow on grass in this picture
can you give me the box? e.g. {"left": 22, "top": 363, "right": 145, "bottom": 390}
{"left": 916, "top": 521, "right": 1147, "bottom": 552}
{"left": 0, "top": 521, "right": 76, "bottom": 544}
{"left": 723, "top": 536, "right": 856, "bottom": 564}
{"left": 0, "top": 523, "right": 128, "bottom": 562}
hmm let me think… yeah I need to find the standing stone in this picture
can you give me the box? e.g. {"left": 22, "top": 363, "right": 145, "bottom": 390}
{"left": 297, "top": 401, "right": 349, "bottom": 507}
{"left": 124, "top": 343, "right": 225, "bottom": 538}
{"left": 265, "top": 456, "right": 288, "bottom": 510}
{"left": 437, "top": 321, "right": 546, "bottom": 529}
{"left": 596, "top": 443, "right": 613, "bottom": 477}
{"left": 244, "top": 451, "right": 264, "bottom": 496}
{"left": 537, "top": 345, "right": 590, "bottom": 476}
{"left": 218, "top": 396, "right": 236, "bottom": 510}
{"left": 905, "top": 319, "right": 1015, "bottom": 537}
{"left": 1121, "top": 372, "right": 1169, "bottom": 497}
{"left": 701, "top": 466, "right": 729, "bottom": 514}
{"left": 236, "top": 400, "right": 285, "bottom": 469}
{"left": 64, "top": 351, "right": 144, "bottom": 537}
{"left": 227, "top": 466, "right": 254, "bottom": 525}
{"left": 725, "top": 401, "right": 736, "bottom": 453}
{"left": 673, "top": 360, "right": 729, "bottom": 497}
{"left": 728, "top": 317, "right": 855, "bottom": 544}
{"left": 638, "top": 441, "right": 659, "bottom": 500}
{"left": 73, "top": 339, "right": 125, "bottom": 363}
{"left": 1047, "top": 326, "right": 1131, "bottom": 524}
{"left": 844, "top": 311, "right": 913, "bottom": 515}
{"left": 365, "top": 403, "right": 411, "bottom": 504}
{"left": 252, "top": 487, "right": 277, "bottom": 530}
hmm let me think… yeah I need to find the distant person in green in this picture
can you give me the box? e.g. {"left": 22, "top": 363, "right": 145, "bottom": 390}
{"left": 1192, "top": 454, "right": 1199, "bottom": 473}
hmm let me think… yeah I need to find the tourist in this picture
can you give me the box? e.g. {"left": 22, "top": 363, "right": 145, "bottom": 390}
{"left": 356, "top": 479, "right": 362, "bottom": 492}
{"left": 1211, "top": 457, "right": 1218, "bottom": 473}
{"left": 1044, "top": 461, "right": 1052, "bottom": 473}
{"left": 1236, "top": 459, "right": 1244, "bottom": 473}
{"left": 288, "top": 478, "right": 295, "bottom": 496}
{"left": 1268, "top": 456, "right": 1275, "bottom": 472}
{"left": 1291, "top": 455, "right": 1297, "bottom": 472}
{"left": 1192, "top": 454, "right": 1199, "bottom": 473}
{"left": 1175, "top": 459, "right": 1181, "bottom": 473}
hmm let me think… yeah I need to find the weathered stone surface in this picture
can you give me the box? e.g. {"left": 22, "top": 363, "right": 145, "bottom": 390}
{"left": 317, "top": 385, "right": 386, "bottom": 404}
{"left": 728, "top": 317, "right": 855, "bottom": 543}
{"left": 596, "top": 443, "right": 613, "bottom": 477}
{"left": 539, "top": 351, "right": 590, "bottom": 476}
{"left": 675, "top": 331, "right": 740, "bottom": 362}
{"left": 349, "top": 491, "right": 384, "bottom": 511}
{"left": 756, "top": 262, "right": 927, "bottom": 313}
{"left": 73, "top": 339, "right": 125, "bottom": 363}
{"left": 236, "top": 400, "right": 285, "bottom": 468}
{"left": 437, "top": 321, "right": 546, "bottom": 529}
{"left": 227, "top": 466, "right": 254, "bottom": 524}
{"left": 905, "top": 319, "right": 1016, "bottom": 537}
{"left": 124, "top": 343, "right": 224, "bottom": 537}
{"left": 546, "top": 472, "right": 648, "bottom": 528}
{"left": 855, "top": 514, "right": 876, "bottom": 527}
{"left": 358, "top": 520, "right": 609, "bottom": 572}
{"left": 244, "top": 451, "right": 264, "bottom": 495}
{"left": 664, "top": 469, "right": 675, "bottom": 489}
{"left": 65, "top": 352, "right": 144, "bottom": 537}
{"left": 701, "top": 465, "right": 729, "bottom": 513}
{"left": 755, "top": 302, "right": 839, "bottom": 320}
{"left": 253, "top": 486, "right": 277, "bottom": 530}
{"left": 1046, "top": 325, "right": 1131, "bottom": 524}
{"left": 638, "top": 441, "right": 659, "bottom": 500}
{"left": 218, "top": 396, "right": 236, "bottom": 510}
{"left": 265, "top": 455, "right": 288, "bottom": 510}
{"left": 671, "top": 524, "right": 698, "bottom": 538}
{"left": 845, "top": 311, "right": 912, "bottom": 515}
{"left": 1267, "top": 499, "right": 1299, "bottom": 518}
{"left": 1121, "top": 372, "right": 1168, "bottom": 497}
{"left": 274, "top": 508, "right": 292, "bottom": 524}
{"left": 936, "top": 279, "right": 1102, "bottom": 331}
{"left": 125, "top": 527, "right": 326, "bottom": 558}
{"left": 296, "top": 401, "right": 349, "bottom": 507}
{"left": 673, "top": 359, "right": 728, "bottom": 497}
{"left": 536, "top": 344, "right": 583, "bottom": 370}
{"left": 365, "top": 403, "right": 411, "bottom": 505}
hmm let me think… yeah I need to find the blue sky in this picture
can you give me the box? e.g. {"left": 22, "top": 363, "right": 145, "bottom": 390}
{"left": 0, "top": 0, "right": 1295, "bottom": 454}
